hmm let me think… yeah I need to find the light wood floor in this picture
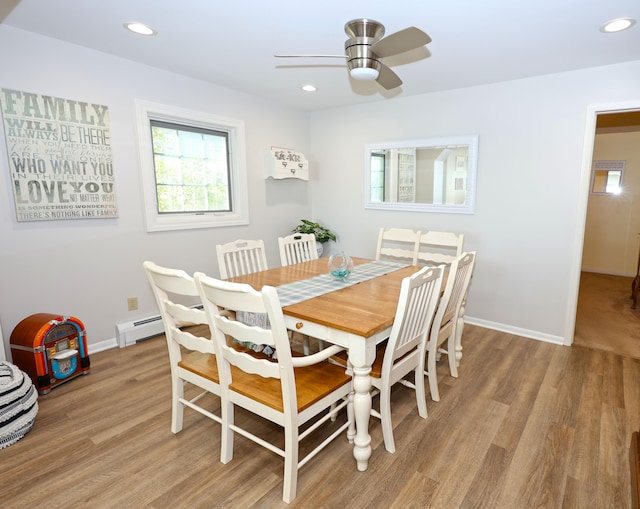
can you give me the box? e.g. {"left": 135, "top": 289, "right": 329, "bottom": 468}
{"left": 1, "top": 324, "right": 639, "bottom": 508}
{"left": 574, "top": 271, "right": 640, "bottom": 359}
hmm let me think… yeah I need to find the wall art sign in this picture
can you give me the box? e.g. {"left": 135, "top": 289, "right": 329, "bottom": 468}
{"left": 0, "top": 88, "right": 118, "bottom": 221}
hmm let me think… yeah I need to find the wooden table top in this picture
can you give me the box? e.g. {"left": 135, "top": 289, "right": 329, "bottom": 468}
{"left": 229, "top": 257, "right": 420, "bottom": 338}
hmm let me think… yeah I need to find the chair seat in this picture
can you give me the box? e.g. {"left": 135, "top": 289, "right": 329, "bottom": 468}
{"left": 230, "top": 361, "right": 351, "bottom": 413}
{"left": 178, "top": 351, "right": 220, "bottom": 382}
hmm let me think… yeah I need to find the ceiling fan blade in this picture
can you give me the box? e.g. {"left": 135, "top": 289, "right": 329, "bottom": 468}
{"left": 370, "top": 27, "right": 431, "bottom": 58}
{"left": 376, "top": 63, "right": 403, "bottom": 90}
{"left": 274, "top": 54, "right": 346, "bottom": 59}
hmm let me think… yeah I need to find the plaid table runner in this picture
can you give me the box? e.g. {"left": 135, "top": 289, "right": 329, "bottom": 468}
{"left": 277, "top": 260, "right": 407, "bottom": 306}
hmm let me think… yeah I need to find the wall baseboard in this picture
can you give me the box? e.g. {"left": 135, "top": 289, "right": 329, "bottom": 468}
{"left": 581, "top": 268, "right": 635, "bottom": 278}
{"left": 89, "top": 337, "right": 118, "bottom": 354}
{"left": 464, "top": 317, "right": 565, "bottom": 346}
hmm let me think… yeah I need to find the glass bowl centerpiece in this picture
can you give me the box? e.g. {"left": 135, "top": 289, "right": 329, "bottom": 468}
{"left": 328, "top": 252, "right": 354, "bottom": 281}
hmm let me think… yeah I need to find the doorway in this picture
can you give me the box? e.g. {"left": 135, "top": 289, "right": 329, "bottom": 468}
{"left": 570, "top": 107, "right": 640, "bottom": 358}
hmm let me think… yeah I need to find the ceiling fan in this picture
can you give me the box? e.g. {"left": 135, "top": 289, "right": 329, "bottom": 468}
{"left": 274, "top": 18, "right": 432, "bottom": 90}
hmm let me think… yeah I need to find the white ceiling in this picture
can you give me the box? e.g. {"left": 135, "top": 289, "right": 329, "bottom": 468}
{"left": 2, "top": 0, "right": 639, "bottom": 111}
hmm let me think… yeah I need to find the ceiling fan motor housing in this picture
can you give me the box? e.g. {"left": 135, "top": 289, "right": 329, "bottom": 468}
{"left": 344, "top": 19, "right": 385, "bottom": 76}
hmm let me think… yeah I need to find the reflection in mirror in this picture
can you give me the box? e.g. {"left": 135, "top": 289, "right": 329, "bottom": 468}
{"left": 365, "top": 135, "right": 478, "bottom": 214}
{"left": 591, "top": 160, "right": 625, "bottom": 195}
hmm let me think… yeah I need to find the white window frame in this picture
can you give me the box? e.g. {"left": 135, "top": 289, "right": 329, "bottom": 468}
{"left": 135, "top": 100, "right": 249, "bottom": 232}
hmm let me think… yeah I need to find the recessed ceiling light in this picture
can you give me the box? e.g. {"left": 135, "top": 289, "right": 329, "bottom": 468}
{"left": 301, "top": 84, "right": 317, "bottom": 92}
{"left": 123, "top": 22, "right": 157, "bottom": 36}
{"left": 601, "top": 18, "right": 636, "bottom": 33}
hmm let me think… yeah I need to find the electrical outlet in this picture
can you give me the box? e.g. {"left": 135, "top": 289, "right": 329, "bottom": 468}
{"left": 127, "top": 297, "right": 138, "bottom": 311}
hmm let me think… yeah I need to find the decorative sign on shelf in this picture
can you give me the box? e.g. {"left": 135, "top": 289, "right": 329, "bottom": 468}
{"left": 0, "top": 88, "right": 118, "bottom": 222}
{"left": 265, "top": 146, "right": 309, "bottom": 180}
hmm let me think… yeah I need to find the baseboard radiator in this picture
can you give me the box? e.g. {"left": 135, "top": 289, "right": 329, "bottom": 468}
{"left": 115, "top": 305, "right": 204, "bottom": 348}
{"left": 115, "top": 315, "right": 164, "bottom": 348}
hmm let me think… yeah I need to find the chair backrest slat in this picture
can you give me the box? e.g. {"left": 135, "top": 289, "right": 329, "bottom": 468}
{"left": 278, "top": 233, "right": 318, "bottom": 266}
{"left": 143, "top": 261, "right": 215, "bottom": 359}
{"left": 375, "top": 227, "right": 421, "bottom": 265}
{"left": 433, "top": 252, "right": 476, "bottom": 331}
{"left": 418, "top": 231, "right": 464, "bottom": 266}
{"left": 164, "top": 300, "right": 205, "bottom": 325}
{"left": 381, "top": 265, "right": 444, "bottom": 379}
{"left": 216, "top": 239, "right": 268, "bottom": 279}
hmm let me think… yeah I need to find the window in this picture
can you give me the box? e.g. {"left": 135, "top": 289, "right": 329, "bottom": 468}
{"left": 151, "top": 120, "right": 231, "bottom": 214}
{"left": 370, "top": 151, "right": 385, "bottom": 202}
{"left": 591, "top": 160, "right": 625, "bottom": 195}
{"left": 136, "top": 100, "right": 249, "bottom": 232}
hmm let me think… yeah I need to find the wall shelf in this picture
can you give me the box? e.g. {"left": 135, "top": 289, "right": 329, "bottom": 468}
{"left": 265, "top": 147, "right": 309, "bottom": 180}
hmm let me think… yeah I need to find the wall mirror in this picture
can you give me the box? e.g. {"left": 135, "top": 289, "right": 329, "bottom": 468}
{"left": 364, "top": 135, "right": 478, "bottom": 214}
{"left": 591, "top": 160, "right": 625, "bottom": 195}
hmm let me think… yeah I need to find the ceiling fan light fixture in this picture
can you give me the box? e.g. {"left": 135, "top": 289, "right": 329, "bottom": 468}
{"left": 350, "top": 67, "right": 380, "bottom": 81}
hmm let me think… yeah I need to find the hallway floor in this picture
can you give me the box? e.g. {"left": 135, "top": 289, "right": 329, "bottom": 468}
{"left": 574, "top": 271, "right": 640, "bottom": 359}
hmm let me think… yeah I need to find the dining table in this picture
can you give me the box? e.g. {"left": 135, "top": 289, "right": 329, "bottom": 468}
{"left": 228, "top": 256, "right": 421, "bottom": 471}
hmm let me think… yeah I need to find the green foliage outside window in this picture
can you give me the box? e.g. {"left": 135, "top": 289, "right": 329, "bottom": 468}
{"left": 151, "top": 121, "right": 232, "bottom": 213}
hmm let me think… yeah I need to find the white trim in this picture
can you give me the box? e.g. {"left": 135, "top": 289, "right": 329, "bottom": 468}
{"left": 89, "top": 337, "right": 118, "bottom": 354}
{"left": 581, "top": 267, "right": 636, "bottom": 278}
{"left": 465, "top": 317, "right": 565, "bottom": 346}
{"left": 565, "top": 100, "right": 640, "bottom": 346}
{"left": 134, "top": 100, "right": 249, "bottom": 232}
{"left": 364, "top": 134, "right": 478, "bottom": 214}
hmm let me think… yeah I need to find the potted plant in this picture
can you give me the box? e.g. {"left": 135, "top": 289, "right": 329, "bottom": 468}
{"left": 292, "top": 219, "right": 337, "bottom": 256}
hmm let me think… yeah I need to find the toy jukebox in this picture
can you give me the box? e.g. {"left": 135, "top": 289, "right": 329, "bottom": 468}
{"left": 10, "top": 313, "right": 90, "bottom": 395}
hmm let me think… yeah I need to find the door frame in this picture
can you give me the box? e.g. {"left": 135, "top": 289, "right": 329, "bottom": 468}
{"left": 564, "top": 100, "right": 640, "bottom": 346}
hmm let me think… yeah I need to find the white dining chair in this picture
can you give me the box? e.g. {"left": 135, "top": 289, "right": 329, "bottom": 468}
{"left": 216, "top": 239, "right": 268, "bottom": 279}
{"left": 425, "top": 251, "right": 476, "bottom": 402}
{"left": 418, "top": 230, "right": 464, "bottom": 266}
{"left": 194, "top": 272, "right": 353, "bottom": 504}
{"left": 278, "top": 233, "right": 318, "bottom": 266}
{"left": 370, "top": 265, "right": 444, "bottom": 453}
{"left": 375, "top": 227, "right": 421, "bottom": 265}
{"left": 143, "top": 261, "right": 222, "bottom": 438}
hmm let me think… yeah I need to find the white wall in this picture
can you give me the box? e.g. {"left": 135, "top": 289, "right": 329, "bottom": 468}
{"left": 0, "top": 26, "right": 312, "bottom": 358}
{"left": 309, "top": 61, "right": 640, "bottom": 344}
{"left": 2, "top": 24, "right": 640, "bottom": 359}
{"left": 582, "top": 131, "right": 640, "bottom": 275}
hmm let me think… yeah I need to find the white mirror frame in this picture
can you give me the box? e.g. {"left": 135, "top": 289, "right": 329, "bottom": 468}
{"left": 364, "top": 134, "right": 479, "bottom": 214}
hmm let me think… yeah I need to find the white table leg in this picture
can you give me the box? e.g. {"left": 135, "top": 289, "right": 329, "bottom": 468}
{"left": 350, "top": 364, "right": 372, "bottom": 471}
{"left": 346, "top": 339, "right": 377, "bottom": 472}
